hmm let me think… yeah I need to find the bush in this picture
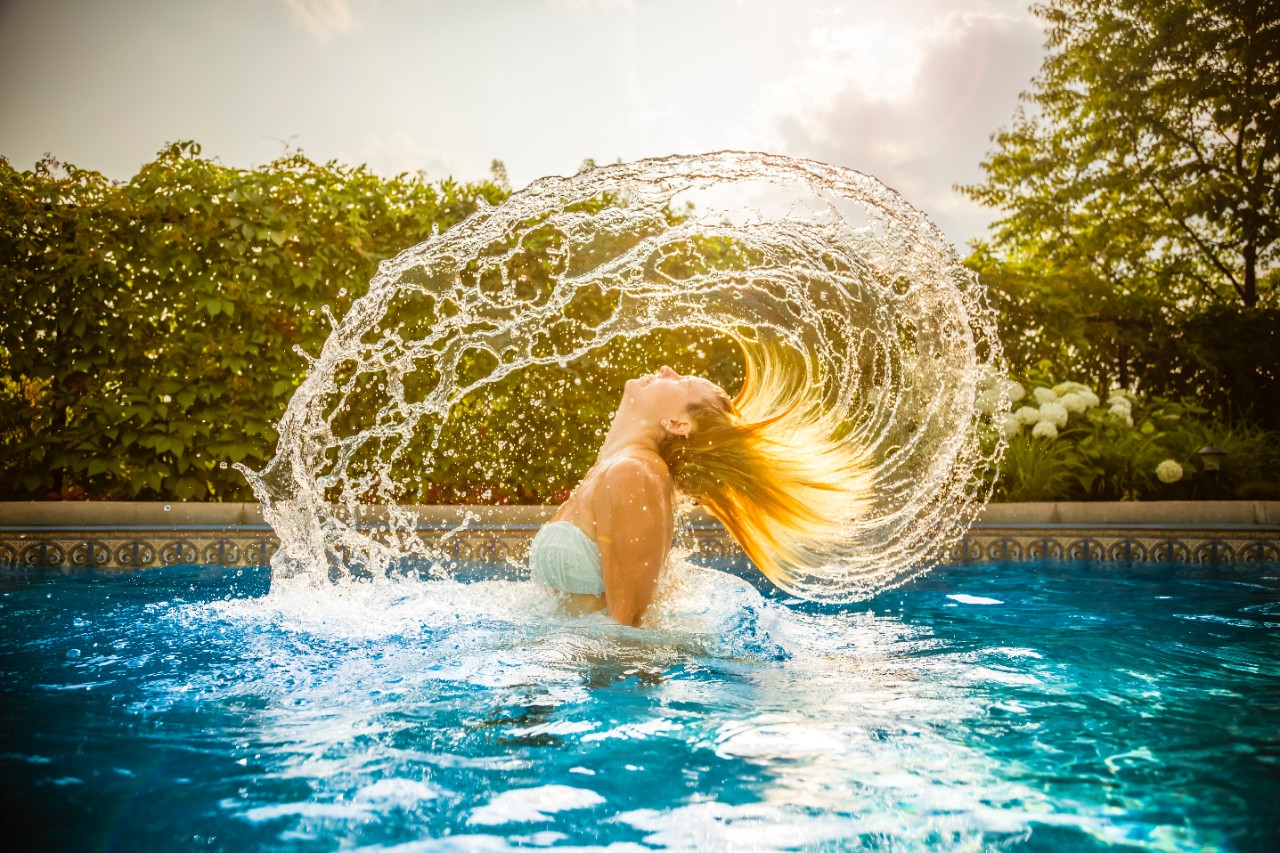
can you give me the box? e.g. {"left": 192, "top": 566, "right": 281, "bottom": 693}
{"left": 0, "top": 143, "right": 506, "bottom": 500}
{"left": 5, "top": 143, "right": 1274, "bottom": 504}
{"left": 0, "top": 144, "right": 741, "bottom": 504}
{"left": 986, "top": 367, "right": 1280, "bottom": 501}
{"left": 966, "top": 248, "right": 1280, "bottom": 431}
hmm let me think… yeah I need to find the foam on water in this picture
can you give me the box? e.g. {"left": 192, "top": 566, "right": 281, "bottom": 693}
{"left": 171, "top": 570, "right": 1012, "bottom": 845}
{"left": 239, "top": 150, "right": 1007, "bottom": 601}
{"left": 142, "top": 567, "right": 1236, "bottom": 852}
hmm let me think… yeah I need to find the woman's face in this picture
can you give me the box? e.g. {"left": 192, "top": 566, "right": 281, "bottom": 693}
{"left": 622, "top": 366, "right": 724, "bottom": 435}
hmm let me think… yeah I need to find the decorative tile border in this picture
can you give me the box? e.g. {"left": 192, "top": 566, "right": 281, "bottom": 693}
{"left": 1, "top": 521, "right": 1277, "bottom": 576}
{"left": 945, "top": 526, "right": 1280, "bottom": 566}
{"left": 0, "top": 528, "right": 283, "bottom": 577}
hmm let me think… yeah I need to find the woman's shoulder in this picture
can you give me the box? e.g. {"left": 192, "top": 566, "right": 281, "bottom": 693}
{"left": 600, "top": 451, "right": 670, "bottom": 485}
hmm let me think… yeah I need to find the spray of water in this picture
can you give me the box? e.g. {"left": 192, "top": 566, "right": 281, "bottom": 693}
{"left": 239, "top": 151, "right": 1007, "bottom": 602}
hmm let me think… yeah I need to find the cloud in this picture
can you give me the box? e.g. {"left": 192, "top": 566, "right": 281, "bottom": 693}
{"left": 543, "top": 0, "right": 633, "bottom": 10}
{"left": 348, "top": 132, "right": 471, "bottom": 181}
{"left": 282, "top": 0, "right": 363, "bottom": 43}
{"left": 766, "top": 22, "right": 926, "bottom": 114}
{"left": 757, "top": 11, "right": 1045, "bottom": 247}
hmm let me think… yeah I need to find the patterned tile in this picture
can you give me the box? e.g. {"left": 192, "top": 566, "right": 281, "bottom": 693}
{"left": 0, "top": 524, "right": 1277, "bottom": 574}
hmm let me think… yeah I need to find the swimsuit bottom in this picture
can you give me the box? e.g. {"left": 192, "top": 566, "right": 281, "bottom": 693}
{"left": 529, "top": 521, "right": 605, "bottom": 596}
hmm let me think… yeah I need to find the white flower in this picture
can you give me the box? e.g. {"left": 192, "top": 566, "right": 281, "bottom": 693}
{"left": 1053, "top": 381, "right": 1092, "bottom": 396}
{"left": 1039, "top": 401, "right": 1070, "bottom": 427}
{"left": 1108, "top": 405, "right": 1134, "bottom": 428}
{"left": 1106, "top": 395, "right": 1131, "bottom": 410}
{"left": 1032, "top": 420, "right": 1059, "bottom": 439}
{"left": 1079, "top": 390, "right": 1100, "bottom": 409}
{"left": 1001, "top": 414, "right": 1022, "bottom": 437}
{"left": 976, "top": 387, "right": 1004, "bottom": 415}
{"left": 1156, "top": 459, "right": 1183, "bottom": 484}
{"left": 1032, "top": 387, "right": 1057, "bottom": 404}
{"left": 1015, "top": 405, "right": 1042, "bottom": 425}
{"left": 1059, "top": 392, "right": 1088, "bottom": 414}
{"left": 1004, "top": 380, "right": 1026, "bottom": 403}
{"left": 1107, "top": 390, "right": 1134, "bottom": 409}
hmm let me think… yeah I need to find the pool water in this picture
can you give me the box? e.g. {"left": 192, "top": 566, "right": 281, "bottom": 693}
{"left": 2, "top": 558, "right": 1277, "bottom": 852}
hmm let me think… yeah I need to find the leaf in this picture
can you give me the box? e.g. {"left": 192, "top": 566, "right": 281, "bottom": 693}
{"left": 227, "top": 444, "right": 256, "bottom": 462}
{"left": 173, "top": 476, "right": 207, "bottom": 500}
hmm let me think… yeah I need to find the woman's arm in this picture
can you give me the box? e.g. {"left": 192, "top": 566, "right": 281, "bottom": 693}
{"left": 592, "top": 457, "right": 670, "bottom": 627}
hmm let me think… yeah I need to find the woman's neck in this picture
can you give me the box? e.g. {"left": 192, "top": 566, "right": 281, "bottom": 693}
{"left": 595, "top": 412, "right": 661, "bottom": 465}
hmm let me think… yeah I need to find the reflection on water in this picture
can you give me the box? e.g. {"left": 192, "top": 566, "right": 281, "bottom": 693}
{"left": 2, "top": 560, "right": 1278, "bottom": 851}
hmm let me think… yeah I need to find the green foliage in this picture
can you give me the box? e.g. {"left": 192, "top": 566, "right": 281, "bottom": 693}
{"left": 994, "top": 433, "right": 1088, "bottom": 502}
{"left": 0, "top": 142, "right": 506, "bottom": 500}
{"left": 988, "top": 374, "right": 1280, "bottom": 501}
{"left": 1071, "top": 397, "right": 1195, "bottom": 500}
{"left": 5, "top": 132, "right": 1275, "bottom": 506}
{"left": 960, "top": 0, "right": 1279, "bottom": 431}
{"left": 968, "top": 247, "right": 1280, "bottom": 426}
{"left": 0, "top": 144, "right": 749, "bottom": 504}
{"left": 413, "top": 330, "right": 744, "bottom": 504}
{"left": 1173, "top": 305, "right": 1280, "bottom": 424}
{"left": 1156, "top": 416, "right": 1280, "bottom": 499}
{"left": 311, "top": 194, "right": 755, "bottom": 506}
{"left": 961, "top": 0, "right": 1278, "bottom": 309}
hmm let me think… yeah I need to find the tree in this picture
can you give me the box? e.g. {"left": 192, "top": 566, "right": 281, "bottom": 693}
{"left": 489, "top": 159, "right": 510, "bottom": 191}
{"left": 961, "top": 0, "right": 1279, "bottom": 309}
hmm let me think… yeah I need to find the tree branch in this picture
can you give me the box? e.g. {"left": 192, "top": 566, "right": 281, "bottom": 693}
{"left": 1142, "top": 177, "right": 1244, "bottom": 300}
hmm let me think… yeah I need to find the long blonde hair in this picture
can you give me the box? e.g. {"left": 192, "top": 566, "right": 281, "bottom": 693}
{"left": 661, "top": 338, "right": 874, "bottom": 587}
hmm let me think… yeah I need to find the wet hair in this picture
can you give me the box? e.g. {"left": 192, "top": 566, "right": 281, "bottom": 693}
{"left": 660, "top": 339, "right": 874, "bottom": 586}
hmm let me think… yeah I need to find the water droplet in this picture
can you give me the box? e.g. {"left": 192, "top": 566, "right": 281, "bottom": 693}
{"left": 250, "top": 152, "right": 1003, "bottom": 600}
{"left": 163, "top": 505, "right": 171, "bottom": 512}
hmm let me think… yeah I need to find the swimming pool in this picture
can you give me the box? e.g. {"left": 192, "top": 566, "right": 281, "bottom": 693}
{"left": 2, "top": 558, "right": 1277, "bottom": 852}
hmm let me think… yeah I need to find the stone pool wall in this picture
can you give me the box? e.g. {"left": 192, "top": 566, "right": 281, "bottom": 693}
{"left": 1, "top": 502, "right": 1277, "bottom": 575}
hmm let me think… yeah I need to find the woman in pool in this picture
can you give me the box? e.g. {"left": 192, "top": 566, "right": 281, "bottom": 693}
{"left": 529, "top": 343, "right": 873, "bottom": 626}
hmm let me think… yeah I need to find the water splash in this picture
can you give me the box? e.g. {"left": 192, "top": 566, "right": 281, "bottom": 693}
{"left": 239, "top": 151, "right": 1007, "bottom": 601}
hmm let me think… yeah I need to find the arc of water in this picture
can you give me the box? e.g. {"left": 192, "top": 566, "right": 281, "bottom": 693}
{"left": 240, "top": 151, "right": 1008, "bottom": 601}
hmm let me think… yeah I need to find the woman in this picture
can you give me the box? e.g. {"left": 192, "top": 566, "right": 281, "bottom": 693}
{"left": 529, "top": 343, "right": 873, "bottom": 627}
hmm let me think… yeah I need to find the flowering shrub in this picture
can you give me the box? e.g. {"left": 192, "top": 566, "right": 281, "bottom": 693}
{"left": 980, "top": 366, "right": 1280, "bottom": 501}
{"left": 1031, "top": 420, "right": 1059, "bottom": 439}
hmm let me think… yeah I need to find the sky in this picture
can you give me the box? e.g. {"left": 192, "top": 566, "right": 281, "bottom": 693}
{"left": 0, "top": 0, "right": 1046, "bottom": 250}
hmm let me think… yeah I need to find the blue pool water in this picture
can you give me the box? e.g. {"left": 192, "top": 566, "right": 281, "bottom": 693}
{"left": 2, "top": 558, "right": 1278, "bottom": 852}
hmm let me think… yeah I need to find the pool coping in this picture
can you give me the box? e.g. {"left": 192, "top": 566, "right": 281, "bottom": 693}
{"left": 1, "top": 501, "right": 1277, "bottom": 572}
{"left": 2, "top": 500, "right": 1279, "bottom": 527}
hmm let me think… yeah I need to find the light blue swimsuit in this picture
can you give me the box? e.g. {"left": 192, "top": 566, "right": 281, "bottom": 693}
{"left": 529, "top": 521, "right": 605, "bottom": 595}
